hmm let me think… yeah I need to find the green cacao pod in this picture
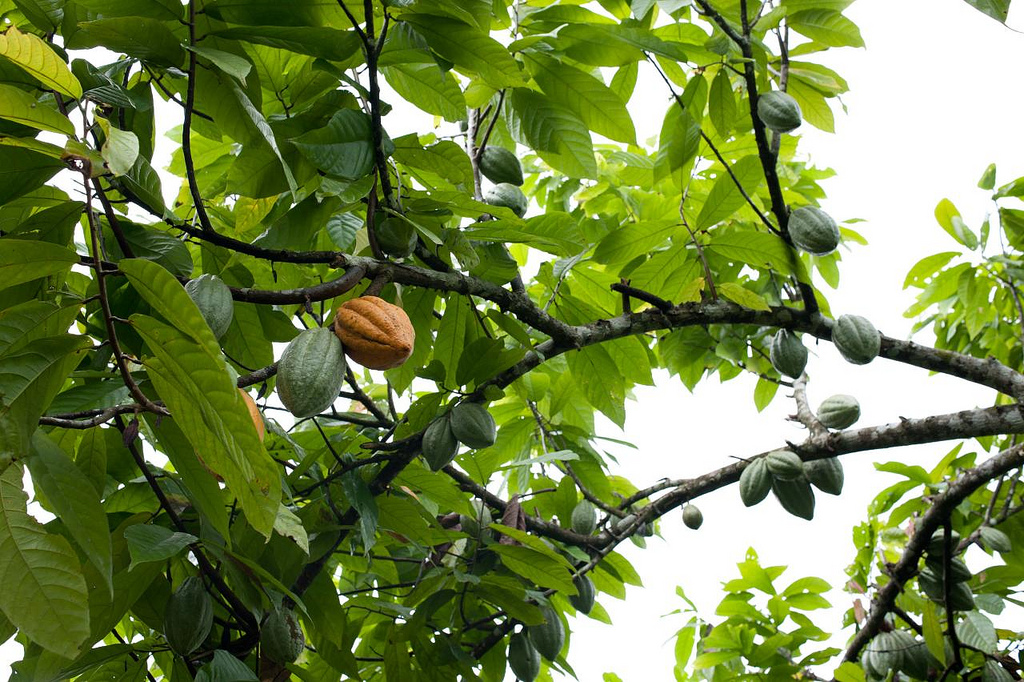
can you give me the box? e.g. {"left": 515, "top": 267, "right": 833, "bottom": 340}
{"left": 261, "top": 606, "right": 305, "bottom": 664}
{"left": 528, "top": 605, "right": 564, "bottom": 661}
{"left": 508, "top": 632, "right": 540, "bottom": 682}
{"left": 832, "top": 314, "right": 881, "bottom": 365}
{"left": 479, "top": 146, "right": 524, "bottom": 186}
{"left": 484, "top": 182, "right": 528, "bottom": 218}
{"left": 450, "top": 402, "right": 497, "bottom": 449}
{"left": 757, "top": 90, "right": 802, "bottom": 133}
{"left": 612, "top": 513, "right": 636, "bottom": 534}
{"left": 569, "top": 574, "right": 595, "bottom": 614}
{"left": 375, "top": 216, "right": 417, "bottom": 258}
{"left": 816, "top": 394, "right": 860, "bottom": 429}
{"left": 765, "top": 449, "right": 804, "bottom": 481}
{"left": 918, "top": 566, "right": 975, "bottom": 610}
{"left": 739, "top": 458, "right": 772, "bottom": 507}
{"left": 924, "top": 555, "right": 971, "bottom": 583}
{"left": 788, "top": 206, "right": 839, "bottom": 255}
{"left": 276, "top": 327, "right": 347, "bottom": 418}
{"left": 888, "top": 630, "right": 933, "bottom": 680}
{"left": 422, "top": 415, "right": 459, "bottom": 471}
{"left": 185, "top": 274, "right": 233, "bottom": 339}
{"left": 926, "top": 529, "right": 961, "bottom": 557}
{"left": 771, "top": 476, "right": 815, "bottom": 520}
{"left": 163, "top": 576, "right": 213, "bottom": 656}
{"left": 682, "top": 504, "right": 703, "bottom": 530}
{"left": 803, "top": 457, "right": 844, "bottom": 496}
{"left": 864, "top": 631, "right": 901, "bottom": 678}
{"left": 769, "top": 329, "right": 807, "bottom": 379}
{"left": 570, "top": 499, "right": 597, "bottom": 535}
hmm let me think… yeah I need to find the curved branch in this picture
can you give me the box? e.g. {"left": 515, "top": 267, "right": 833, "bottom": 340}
{"left": 840, "top": 442, "right": 1024, "bottom": 664}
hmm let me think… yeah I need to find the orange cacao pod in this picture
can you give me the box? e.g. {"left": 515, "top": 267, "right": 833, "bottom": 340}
{"left": 334, "top": 296, "right": 415, "bottom": 370}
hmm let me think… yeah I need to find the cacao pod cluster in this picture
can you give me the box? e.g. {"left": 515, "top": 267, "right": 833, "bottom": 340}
{"left": 421, "top": 401, "right": 497, "bottom": 471}
{"left": 275, "top": 296, "right": 415, "bottom": 418}
{"left": 739, "top": 449, "right": 845, "bottom": 520}
{"left": 163, "top": 576, "right": 213, "bottom": 657}
{"left": 480, "top": 145, "right": 529, "bottom": 218}
{"left": 918, "top": 529, "right": 975, "bottom": 611}
{"left": 861, "top": 629, "right": 936, "bottom": 681}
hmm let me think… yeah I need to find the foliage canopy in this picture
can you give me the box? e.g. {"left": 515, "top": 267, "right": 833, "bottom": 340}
{"left": 0, "top": 0, "right": 1022, "bottom": 680}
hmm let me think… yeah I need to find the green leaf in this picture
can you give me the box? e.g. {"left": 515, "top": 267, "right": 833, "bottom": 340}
{"left": 392, "top": 137, "right": 473, "bottom": 187}
{"left": 934, "top": 198, "right": 977, "bottom": 249}
{"left": 232, "top": 84, "right": 297, "bottom": 194}
{"left": 119, "top": 155, "right": 167, "bottom": 217}
{"left": 921, "top": 601, "right": 946, "bottom": 665}
{"left": 123, "top": 524, "right": 197, "bottom": 571}
{"left": 0, "top": 26, "right": 82, "bottom": 99}
{"left": 707, "top": 231, "right": 799, "bottom": 276}
{"left": 708, "top": 68, "right": 738, "bottom": 138}
{"left": 787, "top": 78, "right": 835, "bottom": 132}
{"left": 489, "top": 544, "right": 576, "bottom": 594}
{"left": 73, "top": 0, "right": 182, "bottom": 19}
{"left": 99, "top": 123, "right": 140, "bottom": 177}
{"left": 593, "top": 220, "right": 677, "bottom": 266}
{"left": 26, "top": 432, "right": 112, "bottom": 593}
{"left": 0, "top": 147, "right": 66, "bottom": 205}
{"left": 293, "top": 109, "right": 377, "bottom": 181}
{"left": 402, "top": 14, "right": 525, "bottom": 90}
{"left": 0, "top": 464, "right": 89, "bottom": 659}
{"left": 273, "top": 505, "right": 309, "bottom": 554}
{"left": 130, "top": 314, "right": 280, "bottom": 537}
{"left": 569, "top": 345, "right": 626, "bottom": 426}
{"left": 961, "top": 0, "right": 1011, "bottom": 22}
{"left": 718, "top": 283, "right": 771, "bottom": 311}
{"left": 508, "top": 88, "right": 597, "bottom": 178}
{"left": 187, "top": 46, "right": 252, "bottom": 85}
{"left": 0, "top": 239, "right": 79, "bottom": 292}
{"left": 0, "top": 83, "right": 74, "bottom": 135}
{"left": 955, "top": 610, "right": 997, "bottom": 652}
{"left": 214, "top": 26, "right": 362, "bottom": 62}
{"left": 787, "top": 10, "right": 865, "bottom": 48}
{"left": 978, "top": 163, "right": 997, "bottom": 190}
{"left": 524, "top": 53, "right": 636, "bottom": 144}
{"left": 103, "top": 222, "right": 192, "bottom": 278}
{"left": 382, "top": 63, "right": 466, "bottom": 122}
{"left": 695, "top": 156, "right": 765, "bottom": 230}
{"left": 67, "top": 18, "right": 185, "bottom": 68}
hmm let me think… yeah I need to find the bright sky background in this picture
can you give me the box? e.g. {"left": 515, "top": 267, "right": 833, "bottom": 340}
{"left": 2, "top": 0, "right": 1023, "bottom": 679}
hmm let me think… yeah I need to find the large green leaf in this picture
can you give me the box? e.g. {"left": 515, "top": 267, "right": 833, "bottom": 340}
{"left": 0, "top": 83, "right": 74, "bottom": 135}
{"left": 123, "top": 524, "right": 197, "bottom": 570}
{"left": 402, "top": 14, "right": 525, "bottom": 89}
{"left": 130, "top": 314, "right": 280, "bottom": 537}
{"left": 26, "top": 432, "right": 112, "bottom": 593}
{"left": 0, "top": 239, "right": 79, "bottom": 293}
{"left": 787, "top": 10, "right": 865, "bottom": 48}
{"left": 508, "top": 88, "right": 597, "bottom": 178}
{"left": 0, "top": 148, "right": 66, "bottom": 205}
{"left": 214, "top": 26, "right": 361, "bottom": 61}
{"left": 0, "top": 26, "right": 82, "bottom": 99}
{"left": 694, "top": 156, "right": 765, "bottom": 230}
{"left": 489, "top": 544, "right": 577, "bottom": 594}
{"left": 292, "top": 109, "right": 376, "bottom": 181}
{"left": 205, "top": 0, "right": 346, "bottom": 27}
{"left": 0, "top": 464, "right": 89, "bottom": 659}
{"left": 73, "top": 0, "right": 182, "bottom": 20}
{"left": 66, "top": 18, "right": 186, "bottom": 68}
{"left": 524, "top": 53, "right": 636, "bottom": 144}
{"left": 383, "top": 63, "right": 466, "bottom": 122}
{"left": 961, "top": 0, "right": 1011, "bottom": 22}
{"left": 707, "top": 231, "right": 799, "bottom": 276}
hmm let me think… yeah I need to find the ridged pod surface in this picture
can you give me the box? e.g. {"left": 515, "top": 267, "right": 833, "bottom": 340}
{"left": 479, "top": 146, "right": 524, "bottom": 186}
{"left": 528, "top": 605, "right": 564, "bottom": 661}
{"left": 185, "top": 274, "right": 234, "bottom": 339}
{"left": 163, "top": 576, "right": 213, "bottom": 656}
{"left": 334, "top": 296, "right": 415, "bottom": 370}
{"left": 261, "top": 607, "right": 305, "bottom": 664}
{"left": 803, "top": 457, "right": 844, "bottom": 495}
{"left": 239, "top": 389, "right": 265, "bottom": 441}
{"left": 450, "top": 402, "right": 497, "bottom": 449}
{"left": 765, "top": 449, "right": 805, "bottom": 481}
{"left": 771, "top": 476, "right": 815, "bottom": 520}
{"left": 770, "top": 330, "right": 807, "bottom": 379}
{"left": 682, "top": 504, "right": 703, "bottom": 529}
{"left": 422, "top": 415, "right": 459, "bottom": 471}
{"left": 276, "top": 327, "right": 347, "bottom": 418}
{"left": 569, "top": 574, "right": 595, "bottom": 614}
{"left": 739, "top": 459, "right": 772, "bottom": 507}
{"left": 789, "top": 206, "right": 840, "bottom": 255}
{"left": 484, "top": 182, "right": 529, "bottom": 217}
{"left": 889, "top": 630, "right": 933, "bottom": 680}
{"left": 508, "top": 632, "right": 540, "bottom": 682}
{"left": 816, "top": 394, "right": 860, "bottom": 430}
{"left": 864, "top": 631, "right": 901, "bottom": 679}
{"left": 570, "top": 499, "right": 597, "bottom": 535}
{"left": 757, "top": 90, "right": 802, "bottom": 133}
{"left": 832, "top": 314, "right": 881, "bottom": 365}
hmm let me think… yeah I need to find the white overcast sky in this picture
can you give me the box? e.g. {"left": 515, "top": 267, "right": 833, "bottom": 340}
{"left": 2, "top": 0, "right": 1023, "bottom": 679}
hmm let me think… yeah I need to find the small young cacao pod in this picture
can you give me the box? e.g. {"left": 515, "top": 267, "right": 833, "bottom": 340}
{"left": 449, "top": 401, "right": 497, "bottom": 449}
{"left": 770, "top": 329, "right": 808, "bottom": 379}
{"left": 185, "top": 274, "right": 234, "bottom": 339}
{"left": 163, "top": 576, "right": 213, "bottom": 656}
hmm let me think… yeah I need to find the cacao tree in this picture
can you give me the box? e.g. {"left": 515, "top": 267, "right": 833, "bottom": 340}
{"left": 0, "top": 0, "right": 1021, "bottom": 680}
